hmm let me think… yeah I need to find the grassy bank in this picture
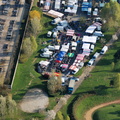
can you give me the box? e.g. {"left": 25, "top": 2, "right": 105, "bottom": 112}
{"left": 93, "top": 104, "right": 120, "bottom": 120}
{"left": 11, "top": 15, "right": 58, "bottom": 110}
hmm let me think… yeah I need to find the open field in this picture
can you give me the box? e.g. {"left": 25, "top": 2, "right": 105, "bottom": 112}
{"left": 61, "top": 33, "right": 120, "bottom": 120}
{"left": 93, "top": 104, "right": 120, "bottom": 120}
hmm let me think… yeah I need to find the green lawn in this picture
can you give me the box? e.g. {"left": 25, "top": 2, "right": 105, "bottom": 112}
{"left": 93, "top": 104, "right": 120, "bottom": 120}
{"left": 11, "top": 15, "right": 58, "bottom": 110}
{"left": 61, "top": 33, "right": 120, "bottom": 120}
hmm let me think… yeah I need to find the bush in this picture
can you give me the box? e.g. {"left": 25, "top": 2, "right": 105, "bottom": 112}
{"left": 55, "top": 111, "right": 64, "bottom": 120}
{"left": 30, "top": 36, "right": 38, "bottom": 52}
{"left": 20, "top": 37, "right": 35, "bottom": 63}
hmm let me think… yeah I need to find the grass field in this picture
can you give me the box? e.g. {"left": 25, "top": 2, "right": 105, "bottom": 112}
{"left": 93, "top": 104, "right": 120, "bottom": 120}
{"left": 11, "top": 15, "right": 59, "bottom": 112}
{"left": 61, "top": 32, "right": 120, "bottom": 120}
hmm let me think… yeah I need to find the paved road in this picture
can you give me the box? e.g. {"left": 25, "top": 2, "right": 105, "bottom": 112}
{"left": 0, "top": 0, "right": 27, "bottom": 85}
{"left": 45, "top": 29, "right": 120, "bottom": 120}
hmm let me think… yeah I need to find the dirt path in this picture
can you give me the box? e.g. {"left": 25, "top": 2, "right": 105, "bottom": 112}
{"left": 84, "top": 100, "right": 120, "bottom": 120}
{"left": 19, "top": 88, "right": 49, "bottom": 113}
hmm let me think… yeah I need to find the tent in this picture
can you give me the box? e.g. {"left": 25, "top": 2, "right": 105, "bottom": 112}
{"left": 68, "top": 53, "right": 74, "bottom": 57}
{"left": 69, "top": 65, "right": 77, "bottom": 70}
{"left": 66, "top": 29, "right": 75, "bottom": 36}
{"left": 56, "top": 57, "right": 63, "bottom": 61}
{"left": 61, "top": 64, "right": 68, "bottom": 68}
{"left": 39, "top": 61, "right": 50, "bottom": 66}
{"left": 55, "top": 60, "right": 61, "bottom": 63}
{"left": 85, "top": 25, "right": 96, "bottom": 34}
{"left": 76, "top": 54, "right": 85, "bottom": 60}
{"left": 82, "top": 49, "right": 90, "bottom": 56}
{"left": 82, "top": 36, "right": 97, "bottom": 44}
{"left": 82, "top": 43, "right": 90, "bottom": 49}
{"left": 54, "top": 72, "right": 61, "bottom": 76}
{"left": 58, "top": 51, "right": 66, "bottom": 58}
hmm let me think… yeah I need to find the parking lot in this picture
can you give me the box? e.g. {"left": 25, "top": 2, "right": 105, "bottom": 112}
{"left": 0, "top": 0, "right": 26, "bottom": 85}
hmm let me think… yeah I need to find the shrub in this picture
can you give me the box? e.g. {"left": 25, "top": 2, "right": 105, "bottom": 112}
{"left": 29, "top": 10, "right": 41, "bottom": 20}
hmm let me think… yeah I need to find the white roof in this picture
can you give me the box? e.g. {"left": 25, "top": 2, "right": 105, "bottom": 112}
{"left": 39, "top": 61, "right": 50, "bottom": 66}
{"left": 60, "top": 47, "right": 69, "bottom": 52}
{"left": 71, "top": 41, "right": 77, "bottom": 46}
{"left": 82, "top": 43, "right": 90, "bottom": 49}
{"left": 55, "top": 0, "right": 61, "bottom": 9}
{"left": 55, "top": 45, "right": 60, "bottom": 50}
{"left": 65, "top": 7, "right": 71, "bottom": 12}
{"left": 48, "top": 10, "right": 64, "bottom": 18}
{"left": 85, "top": 25, "right": 96, "bottom": 34}
{"left": 82, "top": 36, "right": 97, "bottom": 44}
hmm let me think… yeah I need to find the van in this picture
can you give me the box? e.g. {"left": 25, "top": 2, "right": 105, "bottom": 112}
{"left": 47, "top": 31, "right": 52, "bottom": 37}
{"left": 100, "top": 46, "right": 108, "bottom": 55}
{"left": 71, "top": 67, "right": 80, "bottom": 74}
{"left": 90, "top": 44, "right": 95, "bottom": 52}
{"left": 92, "top": 52, "right": 100, "bottom": 60}
{"left": 53, "top": 32, "right": 58, "bottom": 38}
{"left": 87, "top": 59, "right": 95, "bottom": 66}
{"left": 51, "top": 18, "right": 61, "bottom": 25}
{"left": 93, "top": 31, "right": 104, "bottom": 37}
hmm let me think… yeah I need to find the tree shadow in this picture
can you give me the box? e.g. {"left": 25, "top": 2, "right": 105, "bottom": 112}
{"left": 96, "top": 59, "right": 112, "bottom": 66}
{"left": 109, "top": 110, "right": 120, "bottom": 117}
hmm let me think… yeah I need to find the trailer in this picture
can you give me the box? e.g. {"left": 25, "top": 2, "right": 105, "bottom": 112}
{"left": 54, "top": 0, "right": 61, "bottom": 10}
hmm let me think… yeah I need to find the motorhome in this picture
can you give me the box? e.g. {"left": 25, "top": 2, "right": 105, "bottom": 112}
{"left": 87, "top": 59, "right": 95, "bottom": 66}
{"left": 51, "top": 17, "right": 61, "bottom": 25}
{"left": 92, "top": 52, "right": 100, "bottom": 60}
{"left": 100, "top": 46, "right": 108, "bottom": 55}
{"left": 47, "top": 31, "right": 52, "bottom": 37}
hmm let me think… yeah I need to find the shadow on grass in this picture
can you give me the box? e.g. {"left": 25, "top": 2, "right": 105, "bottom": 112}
{"left": 97, "top": 59, "right": 112, "bottom": 66}
{"left": 109, "top": 110, "right": 120, "bottom": 117}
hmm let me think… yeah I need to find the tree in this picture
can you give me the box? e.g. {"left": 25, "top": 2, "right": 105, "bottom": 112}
{"left": 20, "top": 37, "right": 33, "bottom": 63}
{"left": 29, "top": 10, "right": 41, "bottom": 20}
{"left": 30, "top": 36, "right": 38, "bottom": 52}
{"left": 30, "top": 17, "right": 41, "bottom": 36}
{"left": 101, "top": 1, "right": 120, "bottom": 29}
{"left": 114, "top": 73, "right": 120, "bottom": 90}
{"left": 0, "top": 95, "right": 19, "bottom": 119}
{"left": 47, "top": 73, "right": 62, "bottom": 96}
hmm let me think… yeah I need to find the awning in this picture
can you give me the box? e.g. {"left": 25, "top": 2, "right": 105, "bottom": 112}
{"left": 68, "top": 53, "right": 74, "bottom": 57}
{"left": 76, "top": 54, "right": 85, "bottom": 60}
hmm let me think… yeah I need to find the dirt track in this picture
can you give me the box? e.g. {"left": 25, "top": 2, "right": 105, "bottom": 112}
{"left": 84, "top": 100, "right": 120, "bottom": 120}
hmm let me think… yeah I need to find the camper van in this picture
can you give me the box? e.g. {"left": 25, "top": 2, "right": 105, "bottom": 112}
{"left": 51, "top": 18, "right": 61, "bottom": 25}
{"left": 47, "top": 31, "right": 52, "bottom": 37}
{"left": 100, "top": 46, "right": 108, "bottom": 55}
{"left": 93, "top": 31, "right": 104, "bottom": 37}
{"left": 87, "top": 59, "right": 95, "bottom": 66}
{"left": 53, "top": 32, "right": 58, "bottom": 38}
{"left": 92, "top": 52, "right": 100, "bottom": 60}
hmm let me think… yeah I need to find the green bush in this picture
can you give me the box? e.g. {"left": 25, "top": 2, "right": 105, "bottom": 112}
{"left": 55, "top": 111, "right": 64, "bottom": 120}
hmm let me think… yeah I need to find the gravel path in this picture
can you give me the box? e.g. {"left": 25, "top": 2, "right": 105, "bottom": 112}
{"left": 19, "top": 88, "right": 49, "bottom": 113}
{"left": 84, "top": 100, "right": 120, "bottom": 120}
